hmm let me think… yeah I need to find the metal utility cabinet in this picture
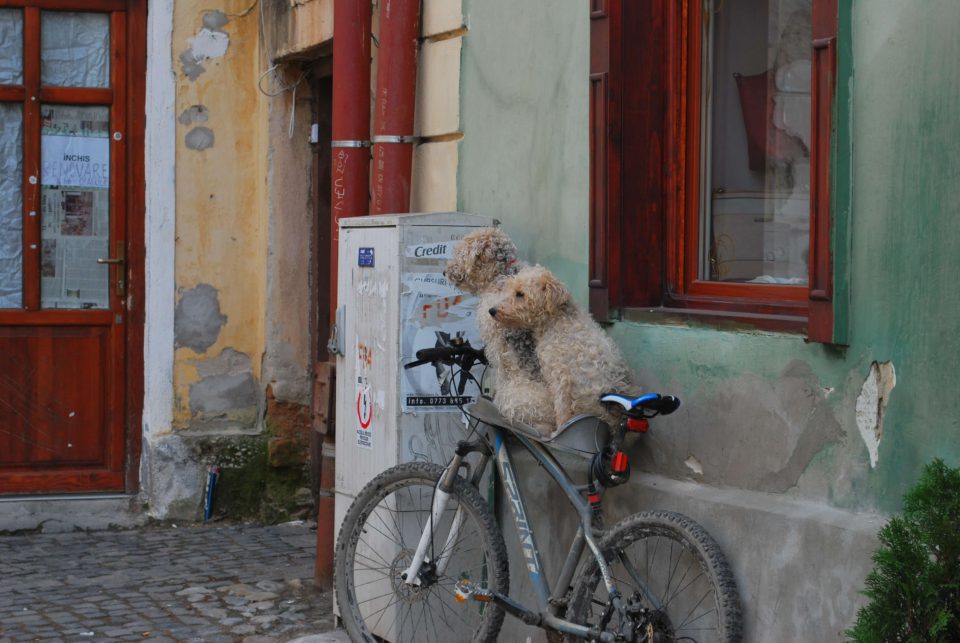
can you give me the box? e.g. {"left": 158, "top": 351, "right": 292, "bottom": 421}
{"left": 332, "top": 212, "right": 496, "bottom": 547}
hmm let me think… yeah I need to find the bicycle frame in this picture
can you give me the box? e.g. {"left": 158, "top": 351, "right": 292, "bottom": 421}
{"left": 402, "top": 418, "right": 626, "bottom": 641}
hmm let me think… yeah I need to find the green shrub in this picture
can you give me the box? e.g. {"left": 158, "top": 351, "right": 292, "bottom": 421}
{"left": 847, "top": 459, "right": 960, "bottom": 642}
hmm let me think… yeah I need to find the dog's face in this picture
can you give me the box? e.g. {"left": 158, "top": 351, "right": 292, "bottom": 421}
{"left": 488, "top": 266, "right": 570, "bottom": 330}
{"left": 443, "top": 228, "right": 518, "bottom": 294}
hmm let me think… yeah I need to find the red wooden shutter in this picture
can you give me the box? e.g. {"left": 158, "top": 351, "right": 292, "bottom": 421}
{"left": 808, "top": 0, "right": 838, "bottom": 342}
{"left": 589, "top": 0, "right": 620, "bottom": 321}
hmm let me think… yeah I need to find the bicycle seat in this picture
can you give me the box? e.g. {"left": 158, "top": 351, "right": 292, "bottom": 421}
{"left": 467, "top": 397, "right": 610, "bottom": 459}
{"left": 600, "top": 392, "right": 681, "bottom": 415}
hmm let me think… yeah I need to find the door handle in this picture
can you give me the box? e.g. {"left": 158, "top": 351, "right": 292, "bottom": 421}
{"left": 97, "top": 242, "right": 126, "bottom": 296}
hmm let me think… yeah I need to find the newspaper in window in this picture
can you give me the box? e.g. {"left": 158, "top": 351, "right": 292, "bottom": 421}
{"left": 40, "top": 187, "right": 109, "bottom": 308}
{"left": 40, "top": 105, "right": 110, "bottom": 309}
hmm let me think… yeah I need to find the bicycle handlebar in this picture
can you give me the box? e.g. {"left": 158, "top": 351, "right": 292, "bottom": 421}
{"left": 403, "top": 343, "right": 487, "bottom": 370}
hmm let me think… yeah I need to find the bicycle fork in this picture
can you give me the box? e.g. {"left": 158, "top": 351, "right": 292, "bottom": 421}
{"left": 401, "top": 439, "right": 490, "bottom": 587}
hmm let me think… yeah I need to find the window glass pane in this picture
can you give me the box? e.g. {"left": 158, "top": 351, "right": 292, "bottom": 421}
{"left": 41, "top": 12, "right": 110, "bottom": 88}
{"left": 0, "top": 9, "right": 23, "bottom": 85}
{"left": 40, "top": 105, "right": 111, "bottom": 309}
{"left": 702, "top": 0, "right": 810, "bottom": 284}
{"left": 0, "top": 104, "right": 23, "bottom": 308}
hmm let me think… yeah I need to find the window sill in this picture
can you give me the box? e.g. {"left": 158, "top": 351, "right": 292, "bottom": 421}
{"left": 616, "top": 306, "right": 807, "bottom": 334}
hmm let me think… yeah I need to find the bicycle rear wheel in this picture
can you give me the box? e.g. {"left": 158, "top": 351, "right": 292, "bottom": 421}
{"left": 335, "top": 462, "right": 509, "bottom": 643}
{"left": 566, "top": 510, "right": 742, "bottom": 642}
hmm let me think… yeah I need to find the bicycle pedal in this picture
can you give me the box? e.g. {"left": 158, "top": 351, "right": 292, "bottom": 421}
{"left": 454, "top": 580, "right": 493, "bottom": 604}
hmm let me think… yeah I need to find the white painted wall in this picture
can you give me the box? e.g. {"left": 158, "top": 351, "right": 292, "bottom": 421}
{"left": 142, "top": 0, "right": 177, "bottom": 513}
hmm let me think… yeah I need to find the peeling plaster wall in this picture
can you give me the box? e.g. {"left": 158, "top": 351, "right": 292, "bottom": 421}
{"left": 142, "top": 0, "right": 315, "bottom": 519}
{"left": 457, "top": 0, "right": 960, "bottom": 639}
{"left": 171, "top": 0, "right": 267, "bottom": 433}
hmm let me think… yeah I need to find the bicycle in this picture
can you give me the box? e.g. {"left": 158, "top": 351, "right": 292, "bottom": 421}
{"left": 334, "top": 340, "right": 742, "bottom": 642}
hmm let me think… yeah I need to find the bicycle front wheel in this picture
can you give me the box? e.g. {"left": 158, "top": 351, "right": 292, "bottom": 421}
{"left": 566, "top": 510, "right": 742, "bottom": 642}
{"left": 335, "top": 462, "right": 509, "bottom": 643}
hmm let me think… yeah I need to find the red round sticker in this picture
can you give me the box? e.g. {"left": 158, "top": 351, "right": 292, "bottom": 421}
{"left": 356, "top": 388, "right": 372, "bottom": 429}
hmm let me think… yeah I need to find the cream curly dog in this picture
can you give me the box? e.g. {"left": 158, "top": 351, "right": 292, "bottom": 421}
{"left": 444, "top": 228, "right": 554, "bottom": 433}
{"left": 488, "top": 265, "right": 639, "bottom": 426}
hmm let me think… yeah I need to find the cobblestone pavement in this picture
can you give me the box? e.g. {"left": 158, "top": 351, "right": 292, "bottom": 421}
{"left": 0, "top": 522, "right": 341, "bottom": 642}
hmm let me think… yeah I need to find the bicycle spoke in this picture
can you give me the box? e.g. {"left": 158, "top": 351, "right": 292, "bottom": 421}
{"left": 364, "top": 513, "right": 406, "bottom": 550}
{"left": 368, "top": 594, "right": 404, "bottom": 632}
{"left": 372, "top": 502, "right": 406, "bottom": 544}
{"left": 379, "top": 595, "right": 404, "bottom": 638}
{"left": 663, "top": 570, "right": 705, "bottom": 611}
{"left": 677, "top": 605, "right": 718, "bottom": 630}
{"left": 676, "top": 587, "right": 713, "bottom": 632}
{"left": 661, "top": 558, "right": 694, "bottom": 609}
{"left": 353, "top": 574, "right": 395, "bottom": 591}
{"left": 432, "top": 589, "right": 476, "bottom": 630}
{"left": 357, "top": 588, "right": 398, "bottom": 606}
{"left": 663, "top": 540, "right": 680, "bottom": 599}
{"left": 352, "top": 562, "right": 393, "bottom": 573}
{"left": 425, "top": 597, "right": 441, "bottom": 641}
{"left": 354, "top": 547, "right": 393, "bottom": 571}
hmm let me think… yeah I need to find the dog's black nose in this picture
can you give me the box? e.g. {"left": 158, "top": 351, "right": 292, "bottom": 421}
{"left": 488, "top": 307, "right": 497, "bottom": 317}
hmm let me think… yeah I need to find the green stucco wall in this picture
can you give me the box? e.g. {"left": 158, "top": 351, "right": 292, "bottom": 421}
{"left": 458, "top": 0, "right": 960, "bottom": 516}
{"left": 842, "top": 0, "right": 960, "bottom": 508}
{"left": 458, "top": 0, "right": 590, "bottom": 304}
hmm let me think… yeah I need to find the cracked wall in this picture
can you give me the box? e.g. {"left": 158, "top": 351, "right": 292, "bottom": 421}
{"left": 856, "top": 361, "right": 896, "bottom": 469}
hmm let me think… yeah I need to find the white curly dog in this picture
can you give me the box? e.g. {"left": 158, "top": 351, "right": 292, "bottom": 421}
{"left": 488, "top": 264, "right": 639, "bottom": 427}
{"left": 444, "top": 228, "right": 554, "bottom": 434}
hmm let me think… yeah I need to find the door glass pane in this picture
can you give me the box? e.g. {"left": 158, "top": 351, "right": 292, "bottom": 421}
{"left": 40, "top": 105, "right": 110, "bottom": 309}
{"left": 701, "top": 0, "right": 811, "bottom": 284}
{"left": 0, "top": 9, "right": 23, "bottom": 85}
{"left": 41, "top": 12, "right": 110, "bottom": 88}
{"left": 0, "top": 104, "right": 23, "bottom": 309}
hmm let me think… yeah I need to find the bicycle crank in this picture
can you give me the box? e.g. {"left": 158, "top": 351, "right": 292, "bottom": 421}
{"left": 454, "top": 580, "right": 543, "bottom": 627}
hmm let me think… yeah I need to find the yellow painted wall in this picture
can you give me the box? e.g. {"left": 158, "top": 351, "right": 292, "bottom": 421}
{"left": 171, "top": 0, "right": 267, "bottom": 428}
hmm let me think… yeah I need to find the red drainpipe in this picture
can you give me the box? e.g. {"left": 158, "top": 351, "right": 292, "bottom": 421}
{"left": 330, "top": 0, "right": 373, "bottom": 283}
{"left": 371, "top": 0, "right": 421, "bottom": 215}
{"left": 316, "top": 0, "right": 372, "bottom": 591}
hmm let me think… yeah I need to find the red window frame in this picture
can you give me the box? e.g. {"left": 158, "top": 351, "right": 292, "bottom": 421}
{"left": 589, "top": 0, "right": 837, "bottom": 340}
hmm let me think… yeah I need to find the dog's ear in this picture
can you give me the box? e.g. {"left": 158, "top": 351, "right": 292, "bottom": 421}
{"left": 540, "top": 270, "right": 570, "bottom": 315}
{"left": 479, "top": 230, "right": 501, "bottom": 261}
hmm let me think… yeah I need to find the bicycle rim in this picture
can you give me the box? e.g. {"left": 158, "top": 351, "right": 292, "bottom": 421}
{"left": 338, "top": 466, "right": 505, "bottom": 642}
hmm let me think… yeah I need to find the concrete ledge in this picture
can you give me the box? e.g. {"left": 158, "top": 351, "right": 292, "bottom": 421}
{"left": 0, "top": 494, "right": 146, "bottom": 534}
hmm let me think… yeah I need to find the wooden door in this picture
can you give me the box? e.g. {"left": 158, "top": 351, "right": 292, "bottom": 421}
{"left": 0, "top": 0, "right": 144, "bottom": 493}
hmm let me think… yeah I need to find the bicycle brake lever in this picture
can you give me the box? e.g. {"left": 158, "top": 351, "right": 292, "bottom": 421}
{"left": 457, "top": 355, "right": 477, "bottom": 395}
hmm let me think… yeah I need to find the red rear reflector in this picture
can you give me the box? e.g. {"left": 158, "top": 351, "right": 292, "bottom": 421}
{"left": 611, "top": 451, "right": 628, "bottom": 473}
{"left": 587, "top": 493, "right": 601, "bottom": 504}
{"left": 626, "top": 418, "right": 649, "bottom": 433}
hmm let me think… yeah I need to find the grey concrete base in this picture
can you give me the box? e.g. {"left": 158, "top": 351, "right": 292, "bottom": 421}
{"left": 499, "top": 457, "right": 885, "bottom": 642}
{"left": 285, "top": 632, "right": 350, "bottom": 643}
{"left": 0, "top": 494, "right": 147, "bottom": 533}
{"left": 629, "top": 474, "right": 883, "bottom": 641}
